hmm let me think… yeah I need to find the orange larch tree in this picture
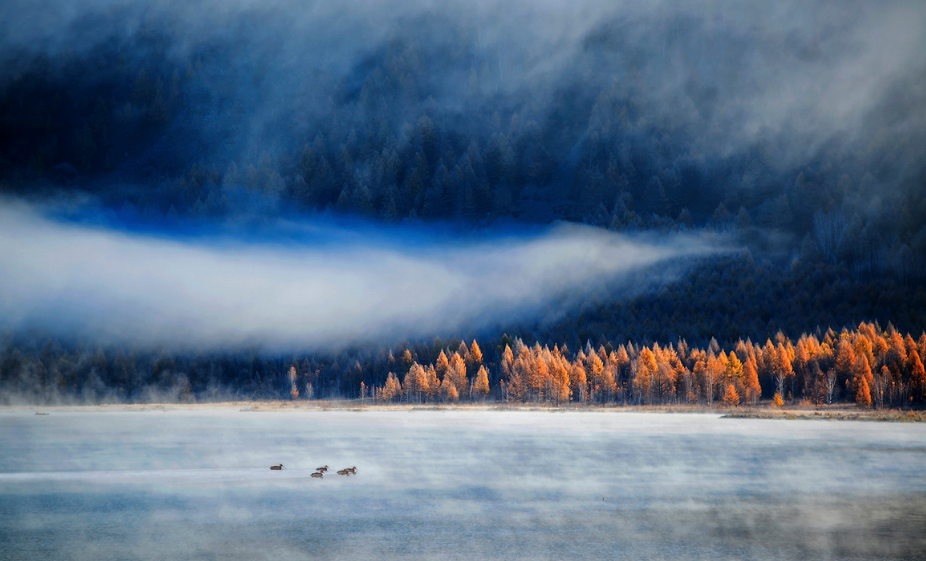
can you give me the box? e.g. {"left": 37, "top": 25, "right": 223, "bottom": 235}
{"left": 473, "top": 365, "right": 490, "bottom": 400}
{"left": 743, "top": 356, "right": 761, "bottom": 405}
{"left": 467, "top": 340, "right": 483, "bottom": 379}
{"left": 723, "top": 383, "right": 740, "bottom": 406}
{"left": 634, "top": 347, "right": 658, "bottom": 405}
{"left": 448, "top": 353, "right": 468, "bottom": 398}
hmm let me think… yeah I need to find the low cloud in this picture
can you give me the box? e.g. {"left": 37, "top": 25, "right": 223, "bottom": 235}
{"left": 0, "top": 202, "right": 716, "bottom": 351}
{"left": 2, "top": 0, "right": 923, "bottom": 171}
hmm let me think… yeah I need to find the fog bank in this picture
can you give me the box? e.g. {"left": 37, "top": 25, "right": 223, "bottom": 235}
{"left": 0, "top": 202, "right": 716, "bottom": 351}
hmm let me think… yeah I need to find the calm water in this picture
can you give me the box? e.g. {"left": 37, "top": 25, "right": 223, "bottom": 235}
{"left": 1, "top": 408, "right": 924, "bottom": 560}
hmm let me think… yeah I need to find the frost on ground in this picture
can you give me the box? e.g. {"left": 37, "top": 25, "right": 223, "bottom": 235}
{"left": 1, "top": 409, "right": 924, "bottom": 560}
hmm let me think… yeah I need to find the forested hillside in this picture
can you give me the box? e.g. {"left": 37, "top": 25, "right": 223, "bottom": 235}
{"left": 1, "top": 1, "right": 925, "bottom": 405}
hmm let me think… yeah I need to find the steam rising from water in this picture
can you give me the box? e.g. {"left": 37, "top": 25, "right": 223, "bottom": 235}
{"left": 2, "top": 409, "right": 925, "bottom": 560}
{"left": 0, "top": 202, "right": 715, "bottom": 350}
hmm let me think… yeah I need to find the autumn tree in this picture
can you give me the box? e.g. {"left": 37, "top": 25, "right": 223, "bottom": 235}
{"left": 381, "top": 372, "right": 401, "bottom": 402}
{"left": 852, "top": 355, "right": 873, "bottom": 408}
{"left": 872, "top": 365, "right": 891, "bottom": 409}
{"left": 723, "top": 383, "right": 740, "bottom": 406}
{"left": 834, "top": 339, "right": 857, "bottom": 393}
{"left": 908, "top": 350, "right": 926, "bottom": 402}
{"left": 473, "top": 365, "right": 490, "bottom": 399}
{"left": 743, "top": 357, "right": 761, "bottom": 405}
{"left": 501, "top": 345, "right": 514, "bottom": 380}
{"left": 288, "top": 366, "right": 299, "bottom": 400}
{"left": 571, "top": 362, "right": 588, "bottom": 403}
{"left": 467, "top": 340, "right": 483, "bottom": 379}
{"left": 426, "top": 365, "right": 441, "bottom": 401}
{"left": 448, "top": 353, "right": 468, "bottom": 399}
{"left": 404, "top": 362, "right": 429, "bottom": 403}
{"left": 440, "top": 372, "right": 459, "bottom": 402}
{"left": 435, "top": 350, "right": 450, "bottom": 381}
{"left": 634, "top": 348, "right": 658, "bottom": 405}
{"left": 550, "top": 357, "right": 571, "bottom": 405}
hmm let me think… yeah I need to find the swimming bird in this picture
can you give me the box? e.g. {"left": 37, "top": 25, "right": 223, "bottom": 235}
{"left": 270, "top": 464, "right": 283, "bottom": 470}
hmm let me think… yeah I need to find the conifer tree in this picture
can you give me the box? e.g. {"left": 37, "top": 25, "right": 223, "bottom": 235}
{"left": 440, "top": 373, "right": 459, "bottom": 402}
{"left": 551, "top": 359, "right": 571, "bottom": 404}
{"left": 381, "top": 372, "right": 400, "bottom": 402}
{"left": 743, "top": 357, "right": 761, "bottom": 405}
{"left": 474, "top": 365, "right": 490, "bottom": 399}
{"left": 448, "top": 353, "right": 468, "bottom": 397}
{"left": 855, "top": 375, "right": 872, "bottom": 408}
{"left": 723, "top": 383, "right": 740, "bottom": 406}
{"left": 725, "top": 351, "right": 744, "bottom": 381}
{"left": 435, "top": 350, "right": 450, "bottom": 381}
{"left": 400, "top": 349, "right": 414, "bottom": 374}
{"left": 587, "top": 351, "right": 605, "bottom": 402}
{"left": 571, "top": 362, "right": 588, "bottom": 403}
{"left": 850, "top": 355, "right": 873, "bottom": 408}
{"left": 634, "top": 348, "right": 658, "bottom": 405}
{"left": 501, "top": 345, "right": 514, "bottom": 381}
{"left": 908, "top": 350, "right": 926, "bottom": 402}
{"left": 467, "top": 340, "right": 483, "bottom": 378}
{"left": 426, "top": 365, "right": 441, "bottom": 401}
{"left": 834, "top": 339, "right": 857, "bottom": 386}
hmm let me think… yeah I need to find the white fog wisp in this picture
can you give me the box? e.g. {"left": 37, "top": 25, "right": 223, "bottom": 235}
{"left": 0, "top": 204, "right": 716, "bottom": 350}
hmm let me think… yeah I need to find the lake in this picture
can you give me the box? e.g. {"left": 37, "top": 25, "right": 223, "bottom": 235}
{"left": 1, "top": 408, "right": 924, "bottom": 560}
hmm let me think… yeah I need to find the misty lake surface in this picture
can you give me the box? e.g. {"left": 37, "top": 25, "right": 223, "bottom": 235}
{"left": 1, "top": 409, "right": 925, "bottom": 560}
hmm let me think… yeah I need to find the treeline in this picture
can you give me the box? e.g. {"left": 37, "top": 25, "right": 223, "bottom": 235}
{"left": 370, "top": 323, "right": 926, "bottom": 409}
{"left": 3, "top": 322, "right": 924, "bottom": 409}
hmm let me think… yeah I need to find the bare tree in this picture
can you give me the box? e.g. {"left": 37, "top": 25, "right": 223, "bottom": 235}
{"left": 825, "top": 368, "right": 837, "bottom": 405}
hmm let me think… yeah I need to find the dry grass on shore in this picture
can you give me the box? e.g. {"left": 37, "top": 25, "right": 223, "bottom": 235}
{"left": 5, "top": 399, "right": 924, "bottom": 421}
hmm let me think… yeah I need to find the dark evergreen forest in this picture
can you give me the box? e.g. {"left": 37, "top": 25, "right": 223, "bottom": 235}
{"left": 1, "top": 0, "right": 924, "bottom": 404}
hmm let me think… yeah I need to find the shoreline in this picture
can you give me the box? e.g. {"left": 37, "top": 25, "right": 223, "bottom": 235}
{"left": 3, "top": 400, "right": 924, "bottom": 421}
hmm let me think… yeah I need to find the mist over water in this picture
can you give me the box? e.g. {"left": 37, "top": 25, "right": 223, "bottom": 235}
{"left": 1, "top": 409, "right": 924, "bottom": 560}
